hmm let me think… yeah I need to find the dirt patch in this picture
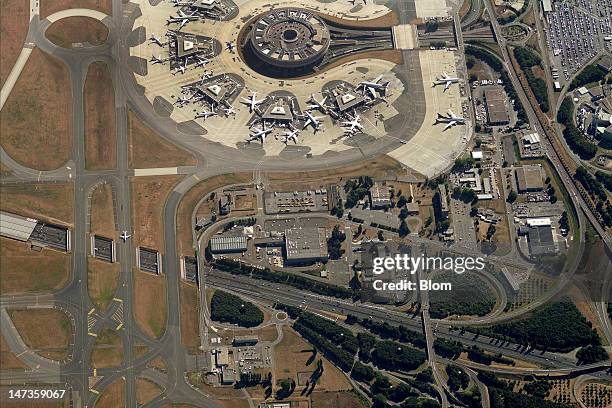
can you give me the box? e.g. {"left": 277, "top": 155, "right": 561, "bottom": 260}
{"left": 131, "top": 175, "right": 183, "bottom": 251}
{"left": 90, "top": 182, "right": 115, "bottom": 237}
{"left": 0, "top": 333, "right": 27, "bottom": 370}
{"left": 177, "top": 173, "right": 252, "bottom": 257}
{"left": 128, "top": 109, "right": 196, "bottom": 169}
{"left": 318, "top": 11, "right": 399, "bottom": 28}
{"left": 40, "top": 0, "right": 112, "bottom": 19}
{"left": 46, "top": 17, "right": 108, "bottom": 48}
{"left": 0, "top": 238, "right": 71, "bottom": 294}
{"left": 84, "top": 61, "right": 116, "bottom": 170}
{"left": 0, "top": 182, "right": 74, "bottom": 226}
{"left": 273, "top": 327, "right": 351, "bottom": 394}
{"left": 133, "top": 269, "right": 167, "bottom": 339}
{"left": 4, "top": 401, "right": 71, "bottom": 408}
{"left": 8, "top": 308, "right": 72, "bottom": 361}
{"left": 91, "top": 328, "right": 123, "bottom": 368}
{"left": 310, "top": 391, "right": 368, "bottom": 408}
{"left": 148, "top": 356, "right": 167, "bottom": 372}
{"left": 94, "top": 377, "right": 124, "bottom": 408}
{"left": 0, "top": 0, "right": 29, "bottom": 88}
{"left": 136, "top": 378, "right": 162, "bottom": 406}
{"left": 87, "top": 258, "right": 120, "bottom": 311}
{"left": 180, "top": 282, "right": 200, "bottom": 350}
{"left": 0, "top": 48, "right": 72, "bottom": 170}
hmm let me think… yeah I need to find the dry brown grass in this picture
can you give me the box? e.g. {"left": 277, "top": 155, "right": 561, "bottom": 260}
{"left": 0, "top": 238, "right": 71, "bottom": 294}
{"left": 46, "top": 17, "right": 108, "bottom": 48}
{"left": 0, "top": 0, "right": 29, "bottom": 88}
{"left": 131, "top": 175, "right": 183, "bottom": 251}
{"left": 90, "top": 182, "right": 115, "bottom": 237}
{"left": 177, "top": 173, "right": 252, "bottom": 256}
{"left": 8, "top": 308, "right": 72, "bottom": 361}
{"left": 148, "top": 356, "right": 167, "bottom": 372}
{"left": 0, "top": 333, "right": 27, "bottom": 370}
{"left": 84, "top": 61, "right": 116, "bottom": 170}
{"left": 40, "top": 0, "right": 112, "bottom": 19}
{"left": 94, "top": 377, "right": 124, "bottom": 408}
{"left": 91, "top": 328, "right": 123, "bottom": 368}
{"left": 128, "top": 109, "right": 196, "bottom": 169}
{"left": 136, "top": 378, "right": 162, "bottom": 405}
{"left": 0, "top": 182, "right": 74, "bottom": 225}
{"left": 273, "top": 327, "right": 351, "bottom": 393}
{"left": 87, "top": 258, "right": 120, "bottom": 311}
{"left": 180, "top": 282, "right": 200, "bottom": 350}
{"left": 133, "top": 269, "right": 167, "bottom": 339}
{"left": 310, "top": 391, "right": 368, "bottom": 408}
{"left": 4, "top": 400, "right": 71, "bottom": 408}
{"left": 0, "top": 48, "right": 72, "bottom": 170}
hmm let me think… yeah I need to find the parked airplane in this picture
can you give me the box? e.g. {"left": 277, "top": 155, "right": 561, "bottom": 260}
{"left": 341, "top": 112, "right": 364, "bottom": 133}
{"left": 167, "top": 10, "right": 198, "bottom": 29}
{"left": 282, "top": 129, "right": 300, "bottom": 144}
{"left": 174, "top": 96, "right": 191, "bottom": 106}
{"left": 433, "top": 72, "right": 460, "bottom": 91}
{"left": 149, "top": 33, "right": 167, "bottom": 46}
{"left": 247, "top": 123, "right": 273, "bottom": 143}
{"left": 150, "top": 55, "right": 167, "bottom": 65}
{"left": 224, "top": 105, "right": 237, "bottom": 116}
{"left": 435, "top": 109, "right": 466, "bottom": 131}
{"left": 358, "top": 75, "right": 389, "bottom": 98}
{"left": 195, "top": 109, "right": 217, "bottom": 119}
{"left": 303, "top": 111, "right": 324, "bottom": 131}
{"left": 120, "top": 231, "right": 131, "bottom": 242}
{"left": 194, "top": 56, "right": 209, "bottom": 68}
{"left": 225, "top": 41, "right": 235, "bottom": 52}
{"left": 307, "top": 94, "right": 328, "bottom": 113}
{"left": 172, "top": 61, "right": 188, "bottom": 75}
{"left": 241, "top": 91, "right": 265, "bottom": 112}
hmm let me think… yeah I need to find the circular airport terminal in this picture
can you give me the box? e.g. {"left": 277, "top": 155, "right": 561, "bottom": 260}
{"left": 242, "top": 8, "right": 330, "bottom": 77}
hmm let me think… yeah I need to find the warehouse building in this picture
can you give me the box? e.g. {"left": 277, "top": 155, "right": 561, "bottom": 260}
{"left": 483, "top": 87, "right": 510, "bottom": 125}
{"left": 369, "top": 182, "right": 391, "bottom": 209}
{"left": 0, "top": 212, "right": 37, "bottom": 242}
{"left": 0, "top": 211, "right": 71, "bottom": 252}
{"left": 284, "top": 227, "right": 328, "bottom": 265}
{"left": 209, "top": 235, "right": 248, "bottom": 254}
{"left": 515, "top": 165, "right": 545, "bottom": 192}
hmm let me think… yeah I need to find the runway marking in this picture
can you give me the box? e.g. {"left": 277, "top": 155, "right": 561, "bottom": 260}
{"left": 88, "top": 332, "right": 97, "bottom": 337}
{"left": 113, "top": 298, "right": 123, "bottom": 303}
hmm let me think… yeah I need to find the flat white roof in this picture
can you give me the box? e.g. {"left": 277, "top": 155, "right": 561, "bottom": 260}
{"left": 471, "top": 151, "right": 483, "bottom": 159}
{"left": 0, "top": 211, "right": 38, "bottom": 241}
{"left": 526, "top": 217, "right": 552, "bottom": 227}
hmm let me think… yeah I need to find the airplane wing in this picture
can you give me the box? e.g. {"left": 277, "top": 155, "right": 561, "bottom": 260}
{"left": 443, "top": 122, "right": 454, "bottom": 131}
{"left": 444, "top": 81, "right": 451, "bottom": 91}
{"left": 368, "top": 87, "right": 376, "bottom": 99}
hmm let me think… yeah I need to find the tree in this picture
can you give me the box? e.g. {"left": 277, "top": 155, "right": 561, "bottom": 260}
{"left": 327, "top": 225, "right": 346, "bottom": 260}
{"left": 506, "top": 191, "right": 517, "bottom": 203}
{"left": 576, "top": 344, "right": 608, "bottom": 364}
{"left": 399, "top": 220, "right": 410, "bottom": 237}
{"left": 399, "top": 208, "right": 409, "bottom": 220}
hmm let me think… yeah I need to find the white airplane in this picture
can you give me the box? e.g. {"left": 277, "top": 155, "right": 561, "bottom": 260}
{"left": 433, "top": 72, "right": 460, "bottom": 91}
{"left": 174, "top": 96, "right": 191, "bottom": 106}
{"left": 195, "top": 109, "right": 217, "bottom": 119}
{"left": 223, "top": 105, "right": 237, "bottom": 116}
{"left": 247, "top": 123, "right": 273, "bottom": 143}
{"left": 167, "top": 10, "right": 198, "bottom": 29}
{"left": 303, "top": 111, "right": 324, "bottom": 131}
{"left": 358, "top": 75, "right": 389, "bottom": 98}
{"left": 171, "top": 0, "right": 196, "bottom": 5}
{"left": 240, "top": 91, "right": 265, "bottom": 112}
{"left": 282, "top": 129, "right": 300, "bottom": 144}
{"left": 194, "top": 56, "right": 209, "bottom": 68}
{"left": 341, "top": 112, "right": 364, "bottom": 133}
{"left": 307, "top": 94, "right": 328, "bottom": 113}
{"left": 149, "top": 33, "right": 167, "bottom": 47}
{"left": 435, "top": 109, "right": 466, "bottom": 131}
{"left": 120, "top": 231, "right": 131, "bottom": 242}
{"left": 225, "top": 41, "right": 235, "bottom": 52}
{"left": 172, "top": 62, "right": 188, "bottom": 75}
{"left": 150, "top": 55, "right": 167, "bottom": 65}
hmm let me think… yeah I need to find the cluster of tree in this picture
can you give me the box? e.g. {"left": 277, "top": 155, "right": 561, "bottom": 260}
{"left": 327, "top": 225, "right": 346, "bottom": 260}
{"left": 432, "top": 191, "right": 450, "bottom": 233}
{"left": 559, "top": 211, "right": 570, "bottom": 232}
{"left": 344, "top": 176, "right": 374, "bottom": 208}
{"left": 452, "top": 186, "right": 478, "bottom": 204}
{"left": 446, "top": 365, "right": 470, "bottom": 392}
{"left": 513, "top": 47, "right": 549, "bottom": 112}
{"left": 297, "top": 311, "right": 358, "bottom": 354}
{"left": 330, "top": 198, "right": 344, "bottom": 218}
{"left": 209, "top": 290, "right": 264, "bottom": 327}
{"left": 523, "top": 380, "right": 552, "bottom": 399}
{"left": 350, "top": 361, "right": 375, "bottom": 382}
{"left": 371, "top": 373, "right": 421, "bottom": 405}
{"left": 465, "top": 45, "right": 528, "bottom": 123}
{"left": 497, "top": 0, "right": 529, "bottom": 24}
{"left": 348, "top": 315, "right": 427, "bottom": 349}
{"left": 213, "top": 259, "right": 354, "bottom": 299}
{"left": 399, "top": 220, "right": 410, "bottom": 237}
{"left": 489, "top": 387, "right": 574, "bottom": 408}
{"left": 576, "top": 167, "right": 607, "bottom": 201}
{"left": 429, "top": 273, "right": 496, "bottom": 318}
{"left": 569, "top": 64, "right": 609, "bottom": 90}
{"left": 452, "top": 157, "right": 476, "bottom": 172}
{"left": 293, "top": 319, "right": 355, "bottom": 372}
{"left": 557, "top": 97, "right": 597, "bottom": 159}
{"left": 276, "top": 378, "right": 296, "bottom": 399}
{"left": 576, "top": 344, "right": 609, "bottom": 364}
{"left": 595, "top": 171, "right": 612, "bottom": 193}
{"left": 471, "top": 300, "right": 601, "bottom": 352}
{"left": 370, "top": 340, "right": 426, "bottom": 371}
{"left": 433, "top": 338, "right": 464, "bottom": 359}
{"left": 425, "top": 20, "right": 439, "bottom": 32}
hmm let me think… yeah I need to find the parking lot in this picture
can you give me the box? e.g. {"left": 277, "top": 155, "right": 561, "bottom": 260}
{"left": 263, "top": 190, "right": 329, "bottom": 215}
{"left": 543, "top": 0, "right": 612, "bottom": 83}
